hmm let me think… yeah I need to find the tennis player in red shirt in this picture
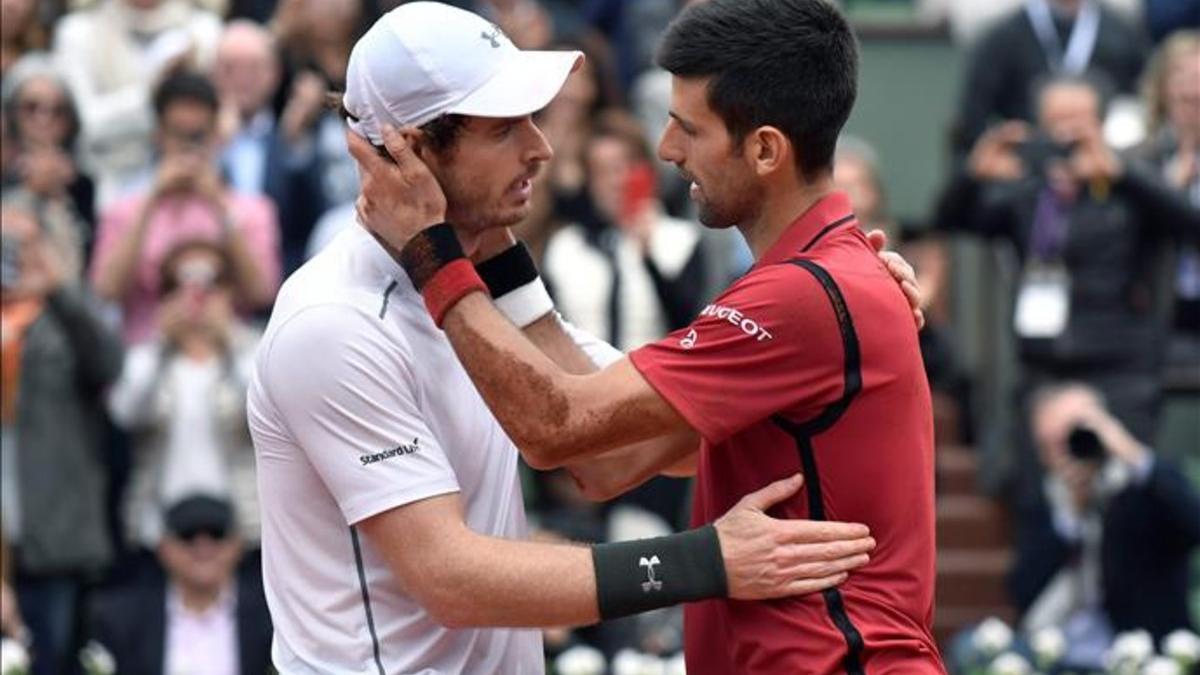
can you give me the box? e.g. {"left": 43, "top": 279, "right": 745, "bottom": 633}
{"left": 350, "top": 0, "right": 946, "bottom": 672}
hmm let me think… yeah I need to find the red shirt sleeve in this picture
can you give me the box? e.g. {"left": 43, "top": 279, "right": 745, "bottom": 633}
{"left": 629, "top": 263, "right": 846, "bottom": 445}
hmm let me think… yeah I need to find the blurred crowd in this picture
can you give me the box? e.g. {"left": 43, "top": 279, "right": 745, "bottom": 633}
{"left": 0, "top": 0, "right": 1197, "bottom": 673}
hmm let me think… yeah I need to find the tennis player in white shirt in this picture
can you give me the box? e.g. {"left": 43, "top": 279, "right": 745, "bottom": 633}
{"left": 248, "top": 3, "right": 923, "bottom": 673}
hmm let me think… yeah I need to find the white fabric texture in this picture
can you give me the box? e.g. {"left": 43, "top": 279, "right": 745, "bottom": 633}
{"left": 248, "top": 224, "right": 545, "bottom": 674}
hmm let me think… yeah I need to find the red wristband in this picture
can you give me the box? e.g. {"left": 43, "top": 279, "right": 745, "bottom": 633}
{"left": 422, "top": 258, "right": 488, "bottom": 327}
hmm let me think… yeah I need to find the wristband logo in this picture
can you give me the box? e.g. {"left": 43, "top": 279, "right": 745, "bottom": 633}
{"left": 640, "top": 555, "right": 663, "bottom": 592}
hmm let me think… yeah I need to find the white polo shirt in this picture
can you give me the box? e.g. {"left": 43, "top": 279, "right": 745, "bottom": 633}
{"left": 248, "top": 225, "right": 551, "bottom": 674}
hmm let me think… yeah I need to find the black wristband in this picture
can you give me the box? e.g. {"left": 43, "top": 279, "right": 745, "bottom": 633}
{"left": 592, "top": 525, "right": 728, "bottom": 620}
{"left": 475, "top": 242, "right": 539, "bottom": 297}
{"left": 399, "top": 223, "right": 464, "bottom": 291}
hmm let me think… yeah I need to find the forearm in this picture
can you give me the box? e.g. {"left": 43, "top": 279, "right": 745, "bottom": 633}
{"left": 426, "top": 531, "right": 600, "bottom": 628}
{"left": 567, "top": 430, "right": 699, "bottom": 502}
{"left": 522, "top": 312, "right": 602, "bottom": 375}
{"left": 94, "top": 209, "right": 152, "bottom": 301}
{"left": 1116, "top": 161, "right": 1200, "bottom": 239}
{"left": 44, "top": 285, "right": 124, "bottom": 387}
{"left": 223, "top": 224, "right": 274, "bottom": 308}
{"left": 442, "top": 293, "right": 678, "bottom": 467}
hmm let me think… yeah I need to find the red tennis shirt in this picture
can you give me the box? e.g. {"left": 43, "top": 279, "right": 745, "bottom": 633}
{"left": 629, "top": 192, "right": 944, "bottom": 674}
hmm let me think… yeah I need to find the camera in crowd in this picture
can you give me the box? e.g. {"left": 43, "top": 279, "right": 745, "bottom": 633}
{"left": 1066, "top": 425, "right": 1106, "bottom": 463}
{"left": 1017, "top": 133, "right": 1078, "bottom": 177}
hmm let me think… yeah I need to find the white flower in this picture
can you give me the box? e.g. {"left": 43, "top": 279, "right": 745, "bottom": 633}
{"left": 1141, "top": 656, "right": 1183, "bottom": 675}
{"left": 611, "top": 650, "right": 666, "bottom": 675}
{"left": 78, "top": 641, "right": 116, "bottom": 675}
{"left": 665, "top": 652, "right": 686, "bottom": 675}
{"left": 1030, "top": 625, "right": 1066, "bottom": 666}
{"left": 1, "top": 639, "right": 31, "bottom": 675}
{"left": 554, "top": 645, "right": 606, "bottom": 675}
{"left": 1162, "top": 629, "right": 1200, "bottom": 664}
{"left": 988, "top": 651, "right": 1032, "bottom": 675}
{"left": 1107, "top": 630, "right": 1156, "bottom": 671}
{"left": 972, "top": 617, "right": 1014, "bottom": 656}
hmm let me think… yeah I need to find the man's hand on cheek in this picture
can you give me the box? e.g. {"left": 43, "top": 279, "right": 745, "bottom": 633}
{"left": 346, "top": 124, "right": 448, "bottom": 255}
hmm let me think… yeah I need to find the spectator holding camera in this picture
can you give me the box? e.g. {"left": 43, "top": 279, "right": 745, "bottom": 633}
{"left": 107, "top": 239, "right": 262, "bottom": 554}
{"left": 2, "top": 54, "right": 95, "bottom": 276}
{"left": 951, "top": 0, "right": 1147, "bottom": 156}
{"left": 90, "top": 72, "right": 280, "bottom": 345}
{"left": 935, "top": 74, "right": 1200, "bottom": 451}
{"left": 87, "top": 495, "right": 272, "bottom": 675}
{"left": 1, "top": 205, "right": 122, "bottom": 675}
{"left": 52, "top": 0, "right": 222, "bottom": 207}
{"left": 1010, "top": 383, "right": 1200, "bottom": 668}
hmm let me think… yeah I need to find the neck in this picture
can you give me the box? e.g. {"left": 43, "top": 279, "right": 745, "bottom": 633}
{"left": 174, "top": 580, "right": 226, "bottom": 613}
{"left": 1050, "top": 0, "right": 1084, "bottom": 18}
{"left": 178, "top": 334, "right": 219, "bottom": 362}
{"left": 740, "top": 176, "right": 834, "bottom": 261}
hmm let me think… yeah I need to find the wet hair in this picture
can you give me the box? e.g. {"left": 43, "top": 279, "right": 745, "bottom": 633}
{"left": 327, "top": 92, "right": 468, "bottom": 156}
{"left": 656, "top": 0, "right": 858, "bottom": 181}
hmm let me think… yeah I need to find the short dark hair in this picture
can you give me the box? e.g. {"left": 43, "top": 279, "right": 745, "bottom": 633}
{"left": 153, "top": 71, "right": 220, "bottom": 120}
{"left": 656, "top": 0, "right": 858, "bottom": 181}
{"left": 328, "top": 92, "right": 468, "bottom": 157}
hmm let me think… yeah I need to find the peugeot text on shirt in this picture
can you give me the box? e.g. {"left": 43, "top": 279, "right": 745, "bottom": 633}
{"left": 697, "top": 304, "right": 774, "bottom": 341}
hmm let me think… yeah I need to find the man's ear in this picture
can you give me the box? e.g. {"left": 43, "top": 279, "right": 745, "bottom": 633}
{"left": 747, "top": 126, "right": 792, "bottom": 178}
{"left": 405, "top": 129, "right": 435, "bottom": 164}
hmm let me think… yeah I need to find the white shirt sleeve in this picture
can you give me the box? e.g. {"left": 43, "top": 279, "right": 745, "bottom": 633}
{"left": 259, "top": 303, "right": 460, "bottom": 525}
{"left": 553, "top": 312, "right": 624, "bottom": 368}
{"left": 107, "top": 343, "right": 165, "bottom": 430}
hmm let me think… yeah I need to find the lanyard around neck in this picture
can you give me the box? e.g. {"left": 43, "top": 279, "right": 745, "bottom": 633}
{"left": 1024, "top": 0, "right": 1101, "bottom": 76}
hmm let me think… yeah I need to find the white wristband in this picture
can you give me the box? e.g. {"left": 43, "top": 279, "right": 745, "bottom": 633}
{"left": 494, "top": 277, "right": 554, "bottom": 328}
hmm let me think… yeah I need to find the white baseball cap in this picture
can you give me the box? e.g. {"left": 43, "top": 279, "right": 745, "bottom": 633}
{"left": 343, "top": 1, "right": 583, "bottom": 145}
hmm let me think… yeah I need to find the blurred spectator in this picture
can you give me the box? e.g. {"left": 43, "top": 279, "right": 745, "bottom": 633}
{"left": 835, "top": 136, "right": 972, "bottom": 443}
{"left": 1135, "top": 31, "right": 1200, "bottom": 364}
{"left": 1145, "top": 0, "right": 1200, "bottom": 44}
{"left": 53, "top": 0, "right": 225, "bottom": 207}
{"left": 542, "top": 115, "right": 705, "bottom": 534}
{"left": 87, "top": 494, "right": 273, "bottom": 675}
{"left": 543, "top": 114, "right": 708, "bottom": 352}
{"left": 213, "top": 20, "right": 326, "bottom": 275}
{"left": 935, "top": 75, "right": 1200, "bottom": 457}
{"left": 2, "top": 54, "right": 96, "bottom": 274}
{"left": 89, "top": 72, "right": 280, "bottom": 345}
{"left": 582, "top": 0, "right": 677, "bottom": 89}
{"left": 0, "top": 0, "right": 49, "bottom": 76}
{"left": 270, "top": 0, "right": 370, "bottom": 210}
{"left": 1009, "top": 383, "right": 1199, "bottom": 668}
{"left": 952, "top": 0, "right": 1147, "bottom": 156}
{"left": 108, "top": 239, "right": 261, "bottom": 552}
{"left": 537, "top": 39, "right": 624, "bottom": 230}
{"left": 52, "top": 0, "right": 222, "bottom": 207}
{"left": 1, "top": 205, "right": 122, "bottom": 675}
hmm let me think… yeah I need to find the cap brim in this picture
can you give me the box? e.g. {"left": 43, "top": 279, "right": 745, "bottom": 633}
{"left": 448, "top": 50, "right": 583, "bottom": 120}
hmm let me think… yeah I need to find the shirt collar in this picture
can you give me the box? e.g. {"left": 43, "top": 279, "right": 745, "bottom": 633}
{"left": 166, "top": 582, "right": 237, "bottom": 620}
{"left": 351, "top": 222, "right": 418, "bottom": 296}
{"left": 754, "top": 191, "right": 857, "bottom": 268}
{"left": 237, "top": 111, "right": 275, "bottom": 141}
